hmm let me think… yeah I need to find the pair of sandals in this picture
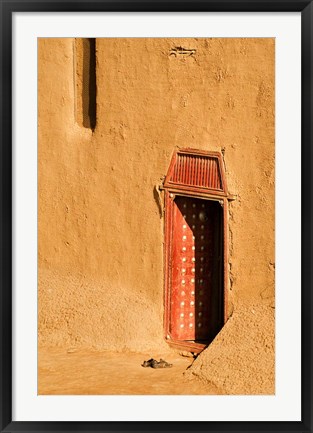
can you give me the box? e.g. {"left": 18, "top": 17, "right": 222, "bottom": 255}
{"left": 142, "top": 358, "right": 173, "bottom": 368}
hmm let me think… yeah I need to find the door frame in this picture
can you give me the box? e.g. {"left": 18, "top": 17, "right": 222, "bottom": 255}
{"left": 163, "top": 189, "right": 229, "bottom": 353}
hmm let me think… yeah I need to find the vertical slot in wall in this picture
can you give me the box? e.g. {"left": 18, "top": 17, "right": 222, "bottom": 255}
{"left": 75, "top": 38, "right": 96, "bottom": 130}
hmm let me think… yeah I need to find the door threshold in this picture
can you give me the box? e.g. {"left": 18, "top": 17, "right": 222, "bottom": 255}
{"left": 167, "top": 338, "right": 208, "bottom": 354}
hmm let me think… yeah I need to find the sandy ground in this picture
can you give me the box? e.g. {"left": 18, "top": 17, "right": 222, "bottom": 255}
{"left": 38, "top": 348, "right": 217, "bottom": 395}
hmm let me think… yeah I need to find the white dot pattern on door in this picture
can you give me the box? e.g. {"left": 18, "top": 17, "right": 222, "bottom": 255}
{"left": 170, "top": 196, "right": 220, "bottom": 342}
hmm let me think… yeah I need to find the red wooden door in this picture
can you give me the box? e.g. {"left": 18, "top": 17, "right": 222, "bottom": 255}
{"left": 170, "top": 196, "right": 223, "bottom": 342}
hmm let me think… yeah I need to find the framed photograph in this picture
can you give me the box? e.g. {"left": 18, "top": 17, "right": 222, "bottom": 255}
{"left": 1, "top": 1, "right": 312, "bottom": 432}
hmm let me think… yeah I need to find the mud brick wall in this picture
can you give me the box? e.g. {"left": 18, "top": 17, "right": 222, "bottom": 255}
{"left": 38, "top": 38, "right": 274, "bottom": 353}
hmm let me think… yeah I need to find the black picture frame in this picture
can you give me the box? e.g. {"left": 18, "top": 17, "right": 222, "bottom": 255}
{"left": 1, "top": 1, "right": 312, "bottom": 432}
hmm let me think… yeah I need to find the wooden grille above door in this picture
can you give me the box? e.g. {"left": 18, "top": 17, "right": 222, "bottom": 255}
{"left": 164, "top": 149, "right": 228, "bottom": 196}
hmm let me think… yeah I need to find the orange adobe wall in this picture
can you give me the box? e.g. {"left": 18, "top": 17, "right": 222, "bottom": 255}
{"left": 38, "top": 38, "right": 274, "bottom": 392}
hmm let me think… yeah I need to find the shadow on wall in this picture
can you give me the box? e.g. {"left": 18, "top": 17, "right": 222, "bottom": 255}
{"left": 76, "top": 38, "right": 96, "bottom": 130}
{"left": 153, "top": 185, "right": 163, "bottom": 218}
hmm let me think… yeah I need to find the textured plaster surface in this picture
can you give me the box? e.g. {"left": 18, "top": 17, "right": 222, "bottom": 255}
{"left": 185, "top": 303, "right": 275, "bottom": 394}
{"left": 38, "top": 38, "right": 275, "bottom": 394}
